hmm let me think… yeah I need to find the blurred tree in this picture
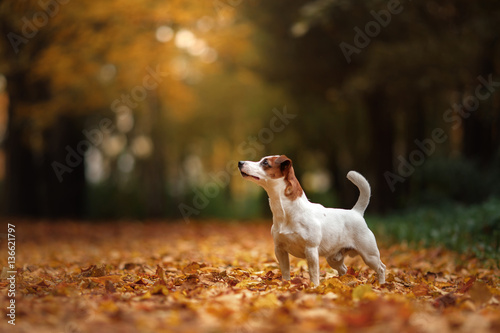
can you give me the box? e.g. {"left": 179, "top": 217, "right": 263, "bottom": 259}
{"left": 1, "top": 0, "right": 498, "bottom": 218}
{"left": 242, "top": 0, "right": 500, "bottom": 211}
{"left": 0, "top": 0, "right": 261, "bottom": 218}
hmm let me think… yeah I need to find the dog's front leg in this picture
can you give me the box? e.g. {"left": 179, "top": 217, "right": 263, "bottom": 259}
{"left": 305, "top": 246, "right": 320, "bottom": 286}
{"left": 275, "top": 246, "right": 290, "bottom": 280}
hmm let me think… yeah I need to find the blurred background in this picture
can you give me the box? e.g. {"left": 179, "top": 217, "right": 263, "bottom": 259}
{"left": 0, "top": 0, "right": 499, "bottom": 229}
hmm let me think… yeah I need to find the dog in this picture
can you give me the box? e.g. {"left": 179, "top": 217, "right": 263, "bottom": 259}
{"left": 238, "top": 155, "right": 386, "bottom": 286}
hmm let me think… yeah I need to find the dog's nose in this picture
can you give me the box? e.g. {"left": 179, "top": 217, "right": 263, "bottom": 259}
{"left": 238, "top": 161, "right": 244, "bottom": 169}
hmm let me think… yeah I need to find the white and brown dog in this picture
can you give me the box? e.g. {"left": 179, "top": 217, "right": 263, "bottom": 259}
{"left": 238, "top": 155, "right": 386, "bottom": 286}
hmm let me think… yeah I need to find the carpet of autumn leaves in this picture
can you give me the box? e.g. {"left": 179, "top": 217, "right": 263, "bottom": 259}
{"left": 1, "top": 220, "right": 499, "bottom": 333}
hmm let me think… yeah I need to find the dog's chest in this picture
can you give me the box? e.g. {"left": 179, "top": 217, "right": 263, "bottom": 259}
{"left": 272, "top": 224, "right": 308, "bottom": 258}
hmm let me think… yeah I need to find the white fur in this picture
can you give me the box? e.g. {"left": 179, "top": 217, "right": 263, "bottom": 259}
{"left": 239, "top": 156, "right": 386, "bottom": 286}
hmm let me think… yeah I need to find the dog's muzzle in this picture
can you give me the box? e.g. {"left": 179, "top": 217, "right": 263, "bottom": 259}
{"left": 238, "top": 161, "right": 260, "bottom": 180}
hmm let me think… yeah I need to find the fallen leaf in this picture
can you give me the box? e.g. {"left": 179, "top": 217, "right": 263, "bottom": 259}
{"left": 469, "top": 281, "right": 492, "bottom": 305}
{"left": 458, "top": 276, "right": 477, "bottom": 294}
{"left": 80, "top": 264, "right": 109, "bottom": 277}
{"left": 433, "top": 293, "right": 457, "bottom": 309}
{"left": 412, "top": 283, "right": 430, "bottom": 297}
{"left": 150, "top": 284, "right": 170, "bottom": 296}
{"left": 139, "top": 291, "right": 152, "bottom": 300}
{"left": 3, "top": 220, "right": 499, "bottom": 333}
{"left": 156, "top": 265, "right": 169, "bottom": 286}
{"left": 99, "top": 300, "right": 120, "bottom": 314}
{"left": 183, "top": 262, "right": 204, "bottom": 274}
{"left": 353, "top": 284, "right": 377, "bottom": 301}
{"left": 105, "top": 280, "right": 116, "bottom": 293}
{"left": 253, "top": 293, "right": 280, "bottom": 309}
{"left": 37, "top": 280, "right": 54, "bottom": 287}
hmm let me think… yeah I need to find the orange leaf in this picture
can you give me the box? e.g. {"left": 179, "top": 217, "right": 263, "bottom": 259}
{"left": 458, "top": 276, "right": 477, "bottom": 293}
{"left": 183, "top": 262, "right": 204, "bottom": 274}
{"left": 412, "top": 283, "right": 430, "bottom": 297}
{"left": 150, "top": 284, "right": 170, "bottom": 296}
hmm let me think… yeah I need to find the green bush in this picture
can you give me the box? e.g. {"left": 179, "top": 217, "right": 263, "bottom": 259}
{"left": 369, "top": 198, "right": 500, "bottom": 263}
{"left": 407, "top": 157, "right": 498, "bottom": 207}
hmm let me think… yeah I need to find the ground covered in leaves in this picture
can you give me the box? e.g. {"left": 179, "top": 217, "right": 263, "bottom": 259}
{"left": 1, "top": 220, "right": 499, "bottom": 333}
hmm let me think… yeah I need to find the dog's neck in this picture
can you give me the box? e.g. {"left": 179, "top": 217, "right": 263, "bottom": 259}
{"left": 263, "top": 178, "right": 306, "bottom": 225}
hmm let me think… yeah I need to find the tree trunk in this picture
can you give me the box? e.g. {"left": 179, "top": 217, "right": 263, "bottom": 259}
{"left": 42, "top": 115, "right": 86, "bottom": 218}
{"left": 4, "top": 72, "right": 40, "bottom": 216}
{"left": 5, "top": 71, "right": 86, "bottom": 218}
{"left": 366, "top": 89, "right": 396, "bottom": 213}
{"left": 463, "top": 37, "right": 499, "bottom": 163}
{"left": 143, "top": 94, "right": 167, "bottom": 217}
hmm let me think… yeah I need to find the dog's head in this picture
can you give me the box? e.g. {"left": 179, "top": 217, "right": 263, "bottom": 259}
{"left": 238, "top": 155, "right": 303, "bottom": 200}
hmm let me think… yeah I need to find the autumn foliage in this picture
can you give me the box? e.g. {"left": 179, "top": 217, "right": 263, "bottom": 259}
{"left": 1, "top": 220, "right": 499, "bottom": 332}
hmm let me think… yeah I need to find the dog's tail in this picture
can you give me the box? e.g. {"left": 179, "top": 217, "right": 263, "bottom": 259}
{"left": 347, "top": 171, "right": 371, "bottom": 216}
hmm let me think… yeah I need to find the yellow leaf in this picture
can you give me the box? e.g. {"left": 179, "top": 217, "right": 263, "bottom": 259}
{"left": 352, "top": 284, "right": 377, "bottom": 301}
{"left": 150, "top": 285, "right": 169, "bottom": 296}
{"left": 139, "top": 291, "right": 152, "bottom": 300}
{"left": 156, "top": 265, "right": 169, "bottom": 286}
{"left": 235, "top": 279, "right": 262, "bottom": 289}
{"left": 99, "top": 300, "right": 119, "bottom": 313}
{"left": 322, "top": 278, "right": 352, "bottom": 293}
{"left": 296, "top": 259, "right": 308, "bottom": 269}
{"left": 253, "top": 293, "right": 280, "bottom": 309}
{"left": 183, "top": 262, "right": 202, "bottom": 274}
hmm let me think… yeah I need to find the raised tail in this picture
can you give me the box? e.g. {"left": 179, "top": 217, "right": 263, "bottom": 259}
{"left": 346, "top": 171, "right": 371, "bottom": 216}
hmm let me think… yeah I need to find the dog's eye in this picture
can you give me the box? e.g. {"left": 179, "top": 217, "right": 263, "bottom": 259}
{"left": 261, "top": 159, "right": 269, "bottom": 167}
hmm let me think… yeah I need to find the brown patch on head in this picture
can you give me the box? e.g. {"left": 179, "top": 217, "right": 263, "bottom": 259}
{"left": 260, "top": 156, "right": 284, "bottom": 178}
{"left": 262, "top": 155, "right": 303, "bottom": 200}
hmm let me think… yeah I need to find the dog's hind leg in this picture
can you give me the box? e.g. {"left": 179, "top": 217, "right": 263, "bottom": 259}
{"left": 359, "top": 251, "right": 386, "bottom": 284}
{"left": 356, "top": 232, "right": 386, "bottom": 284}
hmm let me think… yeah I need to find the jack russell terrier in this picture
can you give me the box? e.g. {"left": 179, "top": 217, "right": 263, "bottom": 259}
{"left": 238, "top": 155, "right": 386, "bottom": 286}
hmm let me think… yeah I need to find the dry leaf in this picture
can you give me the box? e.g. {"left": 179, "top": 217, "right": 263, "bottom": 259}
{"left": 353, "top": 284, "right": 377, "bottom": 301}
{"left": 433, "top": 293, "right": 457, "bottom": 309}
{"left": 412, "top": 283, "right": 430, "bottom": 297}
{"left": 469, "top": 281, "right": 492, "bottom": 305}
{"left": 1, "top": 220, "right": 498, "bottom": 333}
{"left": 156, "top": 265, "right": 169, "bottom": 286}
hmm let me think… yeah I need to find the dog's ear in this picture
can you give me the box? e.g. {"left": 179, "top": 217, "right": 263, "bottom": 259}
{"left": 275, "top": 155, "right": 292, "bottom": 172}
{"left": 275, "top": 155, "right": 303, "bottom": 199}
